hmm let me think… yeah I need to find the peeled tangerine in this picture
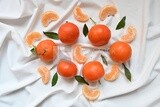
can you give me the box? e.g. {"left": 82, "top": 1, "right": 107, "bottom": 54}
{"left": 37, "top": 66, "right": 50, "bottom": 84}
{"left": 104, "top": 64, "right": 120, "bottom": 81}
{"left": 25, "top": 32, "right": 42, "bottom": 46}
{"left": 99, "top": 5, "right": 117, "bottom": 21}
{"left": 82, "top": 85, "right": 100, "bottom": 101}
{"left": 73, "top": 6, "right": 89, "bottom": 22}
{"left": 73, "top": 45, "right": 87, "bottom": 64}
{"left": 120, "top": 26, "right": 136, "bottom": 43}
{"left": 41, "top": 11, "right": 59, "bottom": 27}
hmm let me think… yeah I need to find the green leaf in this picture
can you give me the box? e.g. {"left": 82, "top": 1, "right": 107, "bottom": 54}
{"left": 101, "top": 54, "right": 108, "bottom": 66}
{"left": 75, "top": 75, "right": 89, "bottom": 85}
{"left": 83, "top": 24, "right": 89, "bottom": 37}
{"left": 116, "top": 16, "right": 126, "bottom": 30}
{"left": 43, "top": 31, "right": 59, "bottom": 40}
{"left": 30, "top": 46, "right": 37, "bottom": 55}
{"left": 122, "top": 63, "right": 131, "bottom": 81}
{"left": 51, "top": 72, "right": 58, "bottom": 86}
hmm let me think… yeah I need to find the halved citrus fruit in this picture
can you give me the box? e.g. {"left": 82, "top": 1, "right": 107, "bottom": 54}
{"left": 104, "top": 64, "right": 119, "bottom": 81}
{"left": 99, "top": 5, "right": 117, "bottom": 21}
{"left": 120, "top": 26, "right": 136, "bottom": 43}
{"left": 37, "top": 65, "right": 50, "bottom": 84}
{"left": 73, "top": 6, "right": 89, "bottom": 22}
{"left": 73, "top": 45, "right": 87, "bottom": 64}
{"left": 41, "top": 11, "right": 59, "bottom": 27}
{"left": 82, "top": 85, "right": 100, "bottom": 101}
{"left": 25, "top": 32, "right": 42, "bottom": 46}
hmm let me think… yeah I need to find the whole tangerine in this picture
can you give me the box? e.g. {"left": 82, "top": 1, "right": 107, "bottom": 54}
{"left": 109, "top": 41, "right": 132, "bottom": 63}
{"left": 82, "top": 61, "right": 105, "bottom": 82}
{"left": 88, "top": 24, "right": 111, "bottom": 46}
{"left": 36, "top": 39, "right": 57, "bottom": 63}
{"left": 57, "top": 59, "right": 77, "bottom": 78}
{"left": 58, "top": 22, "right": 79, "bottom": 45}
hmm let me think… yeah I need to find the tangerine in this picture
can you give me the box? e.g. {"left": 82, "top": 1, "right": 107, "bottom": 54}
{"left": 88, "top": 24, "right": 111, "bottom": 46}
{"left": 82, "top": 61, "right": 105, "bottom": 82}
{"left": 109, "top": 41, "right": 132, "bottom": 63}
{"left": 57, "top": 59, "right": 77, "bottom": 78}
{"left": 36, "top": 39, "right": 58, "bottom": 63}
{"left": 58, "top": 22, "right": 79, "bottom": 45}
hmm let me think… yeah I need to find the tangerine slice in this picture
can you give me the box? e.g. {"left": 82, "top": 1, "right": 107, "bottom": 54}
{"left": 120, "top": 26, "right": 136, "bottom": 43}
{"left": 82, "top": 85, "right": 100, "bottom": 101}
{"left": 104, "top": 64, "right": 119, "bottom": 81}
{"left": 99, "top": 5, "right": 117, "bottom": 21}
{"left": 73, "top": 6, "right": 89, "bottom": 22}
{"left": 41, "top": 11, "right": 59, "bottom": 27}
{"left": 25, "top": 32, "right": 42, "bottom": 46}
{"left": 73, "top": 45, "right": 87, "bottom": 64}
{"left": 37, "top": 66, "right": 50, "bottom": 84}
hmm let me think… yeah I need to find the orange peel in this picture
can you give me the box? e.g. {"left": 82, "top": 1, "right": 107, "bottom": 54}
{"left": 37, "top": 65, "right": 50, "bottom": 84}
{"left": 99, "top": 5, "right": 117, "bottom": 21}
{"left": 41, "top": 11, "right": 59, "bottom": 27}
{"left": 104, "top": 64, "right": 119, "bottom": 81}
{"left": 73, "top": 6, "right": 89, "bottom": 22}
{"left": 25, "top": 32, "right": 42, "bottom": 46}
{"left": 82, "top": 85, "right": 100, "bottom": 101}
{"left": 73, "top": 45, "right": 87, "bottom": 64}
{"left": 120, "top": 26, "right": 136, "bottom": 43}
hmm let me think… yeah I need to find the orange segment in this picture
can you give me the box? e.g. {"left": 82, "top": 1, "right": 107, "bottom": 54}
{"left": 104, "top": 64, "right": 119, "bottom": 81}
{"left": 99, "top": 5, "right": 117, "bottom": 21}
{"left": 120, "top": 26, "right": 136, "bottom": 43}
{"left": 37, "top": 66, "right": 50, "bottom": 84}
{"left": 82, "top": 85, "right": 100, "bottom": 101}
{"left": 25, "top": 32, "right": 42, "bottom": 46}
{"left": 73, "top": 45, "right": 87, "bottom": 64}
{"left": 73, "top": 6, "right": 89, "bottom": 22}
{"left": 41, "top": 11, "right": 59, "bottom": 27}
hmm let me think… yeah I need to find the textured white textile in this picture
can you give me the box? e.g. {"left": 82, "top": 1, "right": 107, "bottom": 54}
{"left": 0, "top": 0, "right": 160, "bottom": 107}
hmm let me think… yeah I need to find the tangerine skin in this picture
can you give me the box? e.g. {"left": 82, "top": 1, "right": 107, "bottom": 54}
{"left": 109, "top": 41, "right": 132, "bottom": 63}
{"left": 82, "top": 61, "right": 105, "bottom": 82}
{"left": 88, "top": 24, "right": 111, "bottom": 46}
{"left": 57, "top": 59, "right": 77, "bottom": 78}
{"left": 58, "top": 22, "right": 79, "bottom": 45}
{"left": 36, "top": 40, "right": 57, "bottom": 63}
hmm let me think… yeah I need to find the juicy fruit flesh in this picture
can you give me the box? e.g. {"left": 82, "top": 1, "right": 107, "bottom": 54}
{"left": 88, "top": 24, "right": 111, "bottom": 46}
{"left": 41, "top": 11, "right": 59, "bottom": 27}
{"left": 109, "top": 41, "right": 132, "bottom": 63}
{"left": 73, "top": 6, "right": 89, "bottom": 22}
{"left": 37, "top": 66, "right": 50, "bottom": 84}
{"left": 82, "top": 61, "right": 105, "bottom": 82}
{"left": 73, "top": 45, "right": 87, "bottom": 64}
{"left": 25, "top": 32, "right": 42, "bottom": 46}
{"left": 120, "top": 26, "right": 136, "bottom": 43}
{"left": 99, "top": 5, "right": 117, "bottom": 21}
{"left": 82, "top": 85, "right": 100, "bottom": 101}
{"left": 104, "top": 64, "right": 119, "bottom": 81}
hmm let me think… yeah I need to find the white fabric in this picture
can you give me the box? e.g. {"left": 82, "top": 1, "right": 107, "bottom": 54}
{"left": 0, "top": 0, "right": 160, "bottom": 107}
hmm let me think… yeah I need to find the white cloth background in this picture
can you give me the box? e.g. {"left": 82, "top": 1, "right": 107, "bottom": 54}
{"left": 0, "top": 0, "right": 160, "bottom": 107}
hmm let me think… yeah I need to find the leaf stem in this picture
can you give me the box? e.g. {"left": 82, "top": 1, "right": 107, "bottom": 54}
{"left": 90, "top": 17, "right": 96, "bottom": 25}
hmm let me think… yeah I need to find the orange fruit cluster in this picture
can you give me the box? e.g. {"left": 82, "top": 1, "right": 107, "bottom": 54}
{"left": 24, "top": 3, "right": 136, "bottom": 101}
